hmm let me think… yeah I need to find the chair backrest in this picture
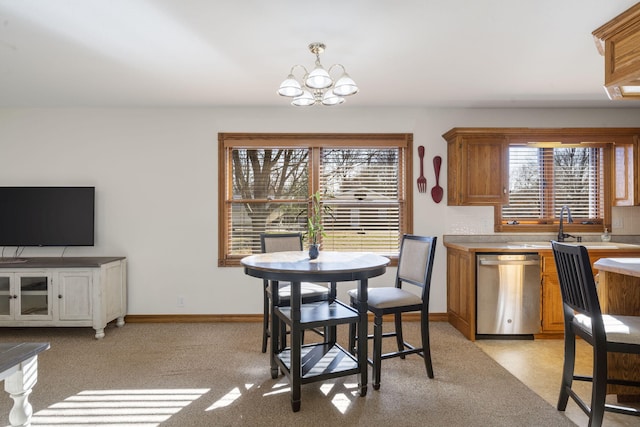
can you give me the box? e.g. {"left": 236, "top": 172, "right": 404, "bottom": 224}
{"left": 396, "top": 235, "right": 437, "bottom": 299}
{"left": 551, "top": 241, "right": 605, "bottom": 337}
{"left": 260, "top": 232, "right": 303, "bottom": 254}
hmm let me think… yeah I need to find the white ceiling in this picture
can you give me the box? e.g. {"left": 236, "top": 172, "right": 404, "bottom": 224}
{"left": 1, "top": 0, "right": 640, "bottom": 109}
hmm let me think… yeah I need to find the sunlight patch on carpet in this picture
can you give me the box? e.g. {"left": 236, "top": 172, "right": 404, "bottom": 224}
{"left": 206, "top": 384, "right": 254, "bottom": 410}
{"left": 31, "top": 388, "right": 209, "bottom": 426}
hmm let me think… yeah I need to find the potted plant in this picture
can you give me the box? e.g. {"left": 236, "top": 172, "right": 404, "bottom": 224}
{"left": 306, "top": 191, "right": 326, "bottom": 259}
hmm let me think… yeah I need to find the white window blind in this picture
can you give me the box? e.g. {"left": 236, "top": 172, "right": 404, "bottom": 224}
{"left": 502, "top": 145, "right": 605, "bottom": 223}
{"left": 319, "top": 148, "right": 402, "bottom": 255}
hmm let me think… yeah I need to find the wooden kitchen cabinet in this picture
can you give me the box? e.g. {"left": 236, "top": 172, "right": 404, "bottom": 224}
{"left": 592, "top": 3, "right": 640, "bottom": 100}
{"left": 539, "top": 250, "right": 640, "bottom": 334}
{"left": 444, "top": 127, "right": 640, "bottom": 208}
{"left": 613, "top": 136, "right": 640, "bottom": 206}
{"left": 446, "top": 247, "right": 475, "bottom": 340}
{"left": 446, "top": 242, "right": 640, "bottom": 340}
{"left": 593, "top": 261, "right": 640, "bottom": 396}
{"left": 443, "top": 129, "right": 508, "bottom": 206}
{"left": 540, "top": 255, "right": 564, "bottom": 333}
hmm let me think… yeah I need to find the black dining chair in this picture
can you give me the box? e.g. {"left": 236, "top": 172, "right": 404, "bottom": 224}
{"left": 259, "top": 232, "right": 330, "bottom": 353}
{"left": 348, "top": 234, "right": 437, "bottom": 390}
{"left": 551, "top": 241, "right": 640, "bottom": 427}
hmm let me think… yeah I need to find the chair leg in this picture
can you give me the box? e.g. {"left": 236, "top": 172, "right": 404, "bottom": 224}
{"left": 348, "top": 322, "right": 357, "bottom": 355}
{"left": 280, "top": 320, "right": 287, "bottom": 351}
{"left": 589, "top": 345, "right": 608, "bottom": 427}
{"left": 557, "top": 330, "right": 576, "bottom": 411}
{"left": 373, "top": 314, "right": 384, "bottom": 390}
{"left": 420, "top": 312, "right": 434, "bottom": 378}
{"left": 262, "top": 289, "right": 270, "bottom": 353}
{"left": 394, "top": 313, "right": 405, "bottom": 359}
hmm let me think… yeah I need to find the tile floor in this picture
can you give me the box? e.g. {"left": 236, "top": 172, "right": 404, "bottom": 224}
{"left": 476, "top": 337, "right": 640, "bottom": 427}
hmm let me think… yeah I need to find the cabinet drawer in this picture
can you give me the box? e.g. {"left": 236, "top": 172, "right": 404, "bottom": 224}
{"left": 543, "top": 254, "right": 609, "bottom": 276}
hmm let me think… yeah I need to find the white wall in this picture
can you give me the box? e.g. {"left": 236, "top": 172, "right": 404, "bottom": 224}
{"left": 1, "top": 107, "right": 639, "bottom": 315}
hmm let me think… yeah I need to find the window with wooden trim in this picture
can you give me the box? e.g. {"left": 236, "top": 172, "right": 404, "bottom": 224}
{"left": 496, "top": 142, "right": 611, "bottom": 232}
{"left": 218, "top": 133, "right": 413, "bottom": 266}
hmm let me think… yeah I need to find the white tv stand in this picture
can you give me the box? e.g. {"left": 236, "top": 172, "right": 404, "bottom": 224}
{"left": 0, "top": 257, "right": 127, "bottom": 339}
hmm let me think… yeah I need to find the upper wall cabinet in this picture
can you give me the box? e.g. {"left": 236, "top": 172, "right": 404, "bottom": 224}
{"left": 443, "top": 129, "right": 508, "bottom": 206}
{"left": 593, "top": 3, "right": 640, "bottom": 100}
{"left": 443, "top": 128, "right": 640, "bottom": 207}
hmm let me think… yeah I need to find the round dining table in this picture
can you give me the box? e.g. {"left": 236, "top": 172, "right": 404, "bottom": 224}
{"left": 242, "top": 250, "right": 390, "bottom": 412}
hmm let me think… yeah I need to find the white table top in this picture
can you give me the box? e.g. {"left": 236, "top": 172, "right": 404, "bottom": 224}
{"left": 241, "top": 251, "right": 390, "bottom": 282}
{"left": 594, "top": 257, "right": 640, "bottom": 278}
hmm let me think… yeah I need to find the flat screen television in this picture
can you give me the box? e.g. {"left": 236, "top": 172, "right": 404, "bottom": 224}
{"left": 0, "top": 187, "right": 95, "bottom": 246}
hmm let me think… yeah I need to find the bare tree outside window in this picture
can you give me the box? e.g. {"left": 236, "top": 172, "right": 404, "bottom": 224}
{"left": 553, "top": 147, "right": 599, "bottom": 218}
{"left": 503, "top": 145, "right": 604, "bottom": 224}
{"left": 230, "top": 148, "right": 309, "bottom": 254}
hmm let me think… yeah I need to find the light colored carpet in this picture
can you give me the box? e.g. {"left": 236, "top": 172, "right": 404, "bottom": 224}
{"left": 0, "top": 322, "right": 575, "bottom": 426}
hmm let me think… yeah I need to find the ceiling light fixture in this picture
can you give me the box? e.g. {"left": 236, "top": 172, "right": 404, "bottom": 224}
{"left": 278, "top": 42, "right": 358, "bottom": 106}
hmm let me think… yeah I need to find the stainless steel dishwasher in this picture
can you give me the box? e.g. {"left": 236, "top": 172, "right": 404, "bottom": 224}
{"left": 476, "top": 254, "right": 541, "bottom": 336}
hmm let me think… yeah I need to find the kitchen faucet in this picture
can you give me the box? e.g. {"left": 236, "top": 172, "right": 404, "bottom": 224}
{"left": 557, "top": 205, "right": 576, "bottom": 242}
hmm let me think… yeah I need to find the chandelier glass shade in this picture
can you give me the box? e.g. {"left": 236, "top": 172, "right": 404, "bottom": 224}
{"left": 278, "top": 42, "right": 358, "bottom": 106}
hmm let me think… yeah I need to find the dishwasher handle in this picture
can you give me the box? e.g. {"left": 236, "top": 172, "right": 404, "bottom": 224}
{"left": 478, "top": 259, "right": 540, "bottom": 266}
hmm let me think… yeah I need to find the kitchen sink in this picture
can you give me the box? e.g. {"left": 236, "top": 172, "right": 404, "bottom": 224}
{"left": 508, "top": 241, "right": 551, "bottom": 248}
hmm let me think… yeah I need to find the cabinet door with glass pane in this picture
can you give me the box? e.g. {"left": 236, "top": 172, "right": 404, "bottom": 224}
{"left": 0, "top": 274, "right": 13, "bottom": 319}
{"left": 15, "top": 272, "right": 53, "bottom": 320}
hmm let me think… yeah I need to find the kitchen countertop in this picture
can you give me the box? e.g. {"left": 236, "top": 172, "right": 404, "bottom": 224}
{"left": 594, "top": 257, "right": 640, "bottom": 278}
{"left": 444, "top": 241, "right": 640, "bottom": 253}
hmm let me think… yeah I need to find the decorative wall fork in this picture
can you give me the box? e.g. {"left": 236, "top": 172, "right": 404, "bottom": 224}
{"left": 417, "top": 145, "right": 427, "bottom": 193}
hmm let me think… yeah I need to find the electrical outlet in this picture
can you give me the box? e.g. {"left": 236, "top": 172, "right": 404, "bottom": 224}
{"left": 612, "top": 217, "right": 623, "bottom": 229}
{"left": 177, "top": 295, "right": 185, "bottom": 307}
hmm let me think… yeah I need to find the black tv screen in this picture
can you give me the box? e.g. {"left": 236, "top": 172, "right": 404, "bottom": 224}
{"left": 0, "top": 187, "right": 95, "bottom": 246}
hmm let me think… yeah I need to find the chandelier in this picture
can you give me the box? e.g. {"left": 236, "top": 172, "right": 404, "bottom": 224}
{"left": 277, "top": 42, "right": 359, "bottom": 106}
